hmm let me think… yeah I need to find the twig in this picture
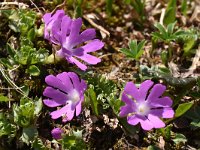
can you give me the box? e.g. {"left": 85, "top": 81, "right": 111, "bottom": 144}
{"left": 51, "top": 0, "right": 66, "bottom": 14}
{"left": 99, "top": 53, "right": 112, "bottom": 59}
{"left": 83, "top": 14, "right": 110, "bottom": 37}
{"left": 0, "top": 64, "right": 27, "bottom": 97}
{"left": 159, "top": 8, "right": 165, "bottom": 25}
{"left": 29, "top": 0, "right": 41, "bottom": 13}
{"left": 182, "top": 47, "right": 200, "bottom": 77}
{"left": 0, "top": 2, "right": 28, "bottom": 9}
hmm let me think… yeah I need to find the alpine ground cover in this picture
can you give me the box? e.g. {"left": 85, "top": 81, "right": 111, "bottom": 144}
{"left": 0, "top": 0, "right": 200, "bottom": 149}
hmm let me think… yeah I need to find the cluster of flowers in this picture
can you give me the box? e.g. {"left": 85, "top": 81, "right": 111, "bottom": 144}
{"left": 42, "top": 10, "right": 174, "bottom": 139}
{"left": 43, "top": 10, "right": 104, "bottom": 71}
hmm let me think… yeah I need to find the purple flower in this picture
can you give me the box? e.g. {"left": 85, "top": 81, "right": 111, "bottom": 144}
{"left": 43, "top": 10, "right": 67, "bottom": 44}
{"left": 51, "top": 128, "right": 63, "bottom": 139}
{"left": 119, "top": 80, "right": 174, "bottom": 130}
{"left": 43, "top": 72, "right": 87, "bottom": 122}
{"left": 43, "top": 10, "right": 104, "bottom": 71}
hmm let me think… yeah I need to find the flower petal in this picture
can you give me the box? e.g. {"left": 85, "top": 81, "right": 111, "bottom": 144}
{"left": 149, "top": 97, "right": 173, "bottom": 108}
{"left": 127, "top": 114, "right": 144, "bottom": 126}
{"left": 81, "top": 39, "right": 104, "bottom": 53}
{"left": 128, "top": 115, "right": 154, "bottom": 130}
{"left": 56, "top": 72, "right": 74, "bottom": 92}
{"left": 147, "top": 114, "right": 165, "bottom": 128}
{"left": 77, "top": 53, "right": 101, "bottom": 65}
{"left": 78, "top": 28, "right": 96, "bottom": 44}
{"left": 150, "top": 108, "right": 174, "bottom": 118}
{"left": 140, "top": 118, "right": 154, "bottom": 130}
{"left": 50, "top": 105, "right": 69, "bottom": 119}
{"left": 147, "top": 84, "right": 166, "bottom": 101}
{"left": 123, "top": 82, "right": 140, "bottom": 101}
{"left": 45, "top": 75, "right": 69, "bottom": 93}
{"left": 61, "top": 15, "right": 72, "bottom": 40}
{"left": 50, "top": 104, "right": 75, "bottom": 121}
{"left": 43, "top": 87, "right": 67, "bottom": 100}
{"left": 43, "top": 13, "right": 51, "bottom": 23}
{"left": 67, "top": 72, "right": 80, "bottom": 87}
{"left": 138, "top": 80, "right": 154, "bottom": 101}
{"left": 119, "top": 105, "right": 134, "bottom": 117}
{"left": 121, "top": 93, "right": 136, "bottom": 106}
{"left": 62, "top": 104, "right": 75, "bottom": 122}
{"left": 75, "top": 99, "right": 83, "bottom": 116}
{"left": 52, "top": 10, "right": 65, "bottom": 20}
{"left": 68, "top": 57, "right": 87, "bottom": 71}
{"left": 43, "top": 99, "right": 65, "bottom": 107}
{"left": 67, "top": 18, "right": 82, "bottom": 47}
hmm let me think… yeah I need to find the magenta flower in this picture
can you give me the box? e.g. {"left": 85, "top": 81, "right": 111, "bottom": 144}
{"left": 43, "top": 10, "right": 104, "bottom": 71}
{"left": 57, "top": 17, "right": 104, "bottom": 71}
{"left": 43, "top": 10, "right": 67, "bottom": 44}
{"left": 43, "top": 72, "right": 87, "bottom": 122}
{"left": 51, "top": 128, "right": 63, "bottom": 139}
{"left": 119, "top": 80, "right": 174, "bottom": 130}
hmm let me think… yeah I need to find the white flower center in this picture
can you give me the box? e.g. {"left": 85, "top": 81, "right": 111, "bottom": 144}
{"left": 137, "top": 103, "right": 150, "bottom": 116}
{"left": 68, "top": 89, "right": 80, "bottom": 104}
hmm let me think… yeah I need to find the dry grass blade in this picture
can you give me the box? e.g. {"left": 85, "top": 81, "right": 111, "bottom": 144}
{"left": 83, "top": 13, "right": 110, "bottom": 39}
{"left": 182, "top": 47, "right": 200, "bottom": 77}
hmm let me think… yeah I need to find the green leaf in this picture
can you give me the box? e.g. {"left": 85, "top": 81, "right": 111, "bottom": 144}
{"left": 120, "top": 48, "right": 133, "bottom": 58}
{"left": 86, "top": 87, "right": 99, "bottom": 115}
{"left": 8, "top": 21, "right": 20, "bottom": 32}
{"left": 167, "top": 22, "right": 176, "bottom": 35}
{"left": 137, "top": 40, "right": 146, "bottom": 53}
{"left": 84, "top": 74, "right": 118, "bottom": 113}
{"left": 0, "top": 113, "right": 17, "bottom": 137}
{"left": 158, "top": 125, "right": 172, "bottom": 140}
{"left": 34, "top": 97, "right": 43, "bottom": 116}
{"left": 129, "top": 40, "right": 137, "bottom": 53}
{"left": 136, "top": 50, "right": 144, "bottom": 60}
{"left": 120, "top": 40, "right": 145, "bottom": 60}
{"left": 26, "top": 65, "right": 40, "bottom": 76}
{"left": 163, "top": 0, "right": 177, "bottom": 25}
{"left": 0, "top": 58, "right": 14, "bottom": 69}
{"left": 183, "top": 35, "right": 197, "bottom": 55}
{"left": 75, "top": 0, "right": 83, "bottom": 17}
{"left": 32, "top": 138, "right": 47, "bottom": 150}
{"left": 190, "top": 121, "right": 200, "bottom": 130}
{"left": 172, "top": 133, "right": 187, "bottom": 145}
{"left": 27, "top": 28, "right": 36, "bottom": 41}
{"left": 62, "top": 136, "right": 77, "bottom": 149}
{"left": 6, "top": 43, "right": 15, "bottom": 58}
{"left": 130, "top": 0, "right": 146, "bottom": 21}
{"left": 106, "top": 0, "right": 113, "bottom": 16}
{"left": 161, "top": 51, "right": 168, "bottom": 65}
{"left": 21, "top": 85, "right": 30, "bottom": 97}
{"left": 13, "top": 97, "right": 35, "bottom": 127}
{"left": 20, "top": 126, "right": 38, "bottom": 145}
{"left": 62, "top": 134, "right": 87, "bottom": 150}
{"left": 181, "top": 0, "right": 187, "bottom": 16}
{"left": 154, "top": 23, "right": 167, "bottom": 38}
{"left": 0, "top": 94, "right": 10, "bottom": 102}
{"left": 18, "top": 10, "right": 36, "bottom": 34}
{"left": 175, "top": 102, "right": 193, "bottom": 118}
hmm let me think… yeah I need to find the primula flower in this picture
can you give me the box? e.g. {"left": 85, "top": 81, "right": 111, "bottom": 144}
{"left": 119, "top": 80, "right": 174, "bottom": 130}
{"left": 51, "top": 128, "right": 63, "bottom": 139}
{"left": 43, "top": 10, "right": 67, "bottom": 44}
{"left": 43, "top": 10, "right": 104, "bottom": 71}
{"left": 43, "top": 72, "right": 87, "bottom": 122}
